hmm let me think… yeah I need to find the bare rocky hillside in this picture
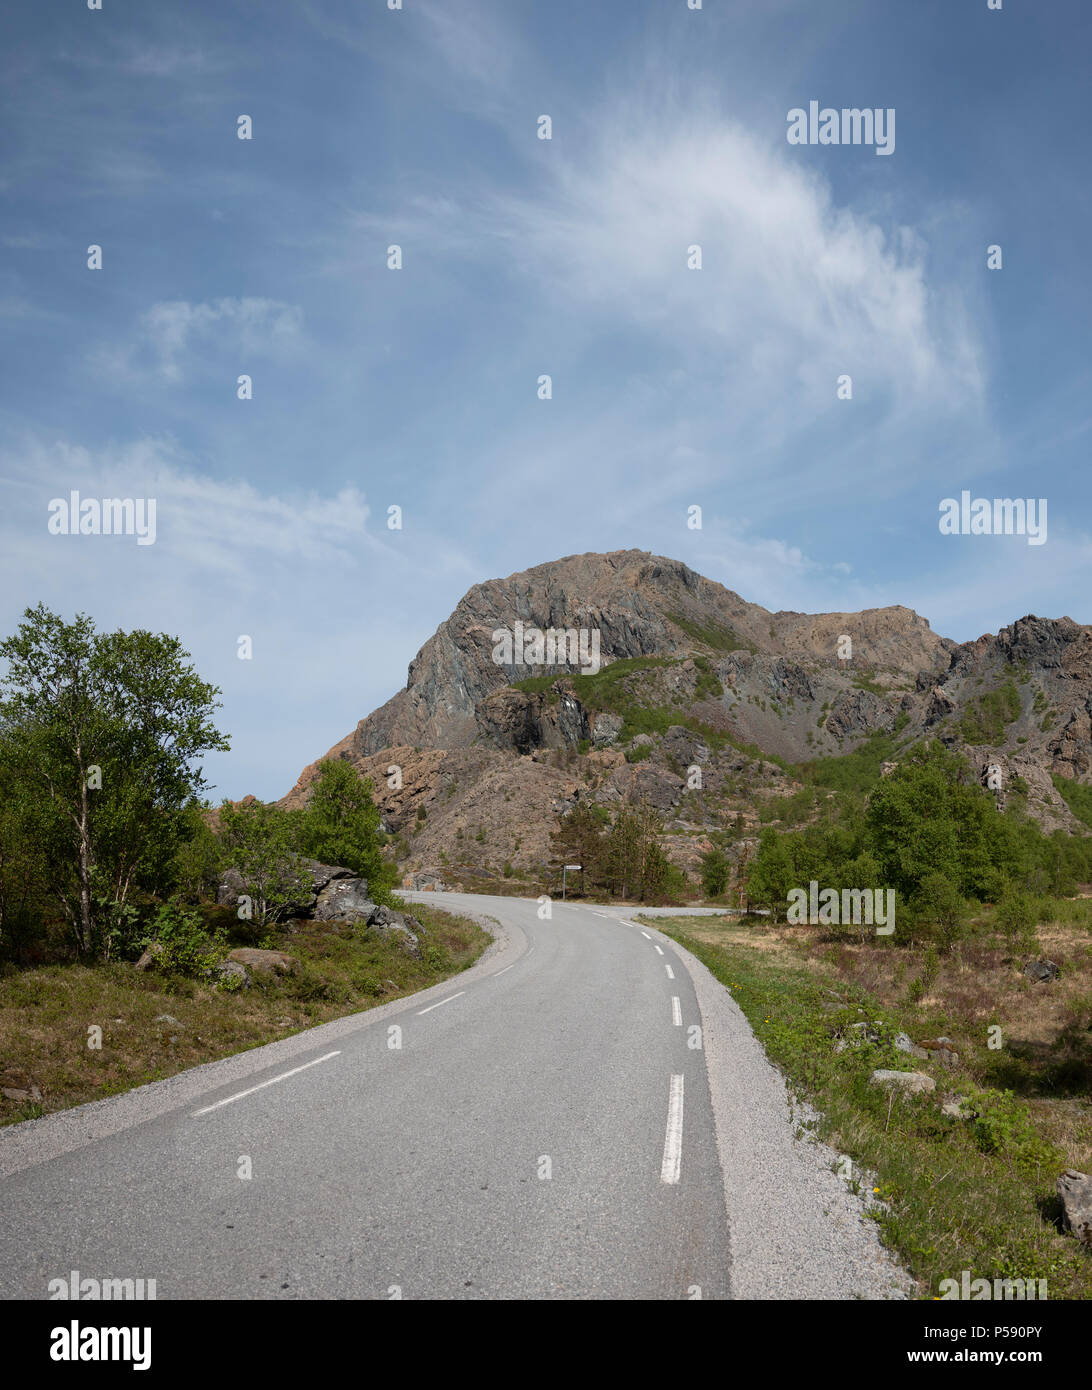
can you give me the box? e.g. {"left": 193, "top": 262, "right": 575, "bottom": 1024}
{"left": 278, "top": 550, "right": 1092, "bottom": 891}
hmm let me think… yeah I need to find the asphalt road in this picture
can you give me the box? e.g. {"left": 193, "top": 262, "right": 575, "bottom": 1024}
{"left": 0, "top": 892, "right": 911, "bottom": 1300}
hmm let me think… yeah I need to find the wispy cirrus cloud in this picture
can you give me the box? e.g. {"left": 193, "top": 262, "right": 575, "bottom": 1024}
{"left": 90, "top": 297, "right": 304, "bottom": 383}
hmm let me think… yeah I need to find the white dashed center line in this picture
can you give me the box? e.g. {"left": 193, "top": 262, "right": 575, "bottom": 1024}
{"left": 671, "top": 996, "right": 682, "bottom": 1026}
{"left": 652, "top": 944, "right": 664, "bottom": 956}
{"left": 417, "top": 991, "right": 465, "bottom": 1015}
{"left": 660, "top": 1074, "right": 685, "bottom": 1184}
{"left": 664, "top": 963, "right": 675, "bottom": 980}
{"left": 192, "top": 1051, "right": 341, "bottom": 1116}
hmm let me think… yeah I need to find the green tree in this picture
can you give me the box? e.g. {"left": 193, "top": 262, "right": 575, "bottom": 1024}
{"left": 0, "top": 605, "right": 229, "bottom": 956}
{"left": 746, "top": 829, "right": 798, "bottom": 920}
{"left": 914, "top": 871, "right": 968, "bottom": 953}
{"left": 550, "top": 801, "right": 610, "bottom": 894}
{"left": 603, "top": 805, "right": 648, "bottom": 899}
{"left": 996, "top": 885, "right": 1037, "bottom": 952}
{"left": 0, "top": 735, "right": 52, "bottom": 954}
{"left": 171, "top": 804, "right": 224, "bottom": 904}
{"left": 699, "top": 845, "right": 731, "bottom": 898}
{"left": 218, "top": 799, "right": 309, "bottom": 927}
{"left": 295, "top": 759, "right": 398, "bottom": 903}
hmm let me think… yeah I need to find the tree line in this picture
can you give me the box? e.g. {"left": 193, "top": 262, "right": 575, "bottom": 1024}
{"left": 548, "top": 801, "right": 689, "bottom": 903}
{"left": 745, "top": 741, "right": 1092, "bottom": 947}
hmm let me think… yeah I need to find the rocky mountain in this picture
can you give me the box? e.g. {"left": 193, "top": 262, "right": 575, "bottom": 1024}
{"left": 281, "top": 550, "right": 1092, "bottom": 891}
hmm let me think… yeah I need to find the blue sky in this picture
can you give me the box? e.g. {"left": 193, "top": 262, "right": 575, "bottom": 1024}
{"left": 2, "top": 0, "right": 1090, "bottom": 800}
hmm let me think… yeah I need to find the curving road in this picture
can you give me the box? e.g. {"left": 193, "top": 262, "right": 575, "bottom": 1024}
{"left": 0, "top": 893, "right": 911, "bottom": 1300}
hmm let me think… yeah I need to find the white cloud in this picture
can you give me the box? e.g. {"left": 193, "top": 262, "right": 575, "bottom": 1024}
{"left": 0, "top": 433, "right": 486, "bottom": 800}
{"left": 141, "top": 298, "right": 304, "bottom": 381}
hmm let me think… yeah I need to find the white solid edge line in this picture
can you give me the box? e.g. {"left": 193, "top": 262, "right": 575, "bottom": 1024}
{"left": 672, "top": 996, "right": 682, "bottom": 1026}
{"left": 653, "top": 943, "right": 664, "bottom": 955}
{"left": 192, "top": 1051, "right": 341, "bottom": 1116}
{"left": 417, "top": 990, "right": 466, "bottom": 1015}
{"left": 660, "top": 1074, "right": 685, "bottom": 1184}
{"left": 665, "top": 963, "right": 675, "bottom": 979}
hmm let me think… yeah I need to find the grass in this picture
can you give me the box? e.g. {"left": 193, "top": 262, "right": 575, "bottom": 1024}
{"left": 512, "top": 655, "right": 674, "bottom": 707}
{"left": 957, "top": 680, "right": 1023, "bottom": 746}
{"left": 793, "top": 732, "right": 899, "bottom": 794}
{"left": 1053, "top": 774, "right": 1092, "bottom": 832}
{"left": 664, "top": 611, "right": 751, "bottom": 653}
{"left": 0, "top": 902, "right": 490, "bottom": 1127}
{"left": 648, "top": 911, "right": 1092, "bottom": 1300}
{"left": 851, "top": 669, "right": 888, "bottom": 697}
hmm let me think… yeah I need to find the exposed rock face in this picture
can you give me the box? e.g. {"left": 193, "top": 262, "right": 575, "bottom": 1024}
{"left": 313, "top": 877, "right": 374, "bottom": 922}
{"left": 276, "top": 551, "right": 1092, "bottom": 881}
{"left": 475, "top": 684, "right": 590, "bottom": 753}
{"left": 306, "top": 550, "right": 950, "bottom": 759}
{"left": 406, "top": 869, "right": 448, "bottom": 891}
{"left": 825, "top": 689, "right": 897, "bottom": 741}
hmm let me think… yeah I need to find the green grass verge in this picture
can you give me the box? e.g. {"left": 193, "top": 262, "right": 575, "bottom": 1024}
{"left": 0, "top": 903, "right": 490, "bottom": 1127}
{"left": 650, "top": 916, "right": 1092, "bottom": 1300}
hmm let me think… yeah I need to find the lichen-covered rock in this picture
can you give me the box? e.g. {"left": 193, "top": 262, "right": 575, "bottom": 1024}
{"left": 313, "top": 876, "right": 374, "bottom": 922}
{"left": 1057, "top": 1169, "right": 1092, "bottom": 1246}
{"left": 868, "top": 1070, "right": 936, "bottom": 1095}
{"left": 227, "top": 948, "right": 298, "bottom": 977}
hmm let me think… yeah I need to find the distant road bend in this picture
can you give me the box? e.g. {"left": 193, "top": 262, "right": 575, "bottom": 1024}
{"left": 0, "top": 893, "right": 910, "bottom": 1300}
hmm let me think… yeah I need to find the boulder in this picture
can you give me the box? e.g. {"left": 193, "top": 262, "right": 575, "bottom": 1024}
{"left": 0, "top": 1066, "right": 42, "bottom": 1104}
{"left": 153, "top": 1014, "right": 182, "bottom": 1028}
{"left": 226, "top": 948, "right": 298, "bottom": 977}
{"left": 314, "top": 876, "right": 374, "bottom": 922}
{"left": 215, "top": 859, "right": 356, "bottom": 918}
{"left": 1024, "top": 959, "right": 1059, "bottom": 982}
{"left": 591, "top": 712, "right": 623, "bottom": 747}
{"left": 365, "top": 905, "right": 422, "bottom": 959}
{"left": 941, "top": 1095, "right": 976, "bottom": 1120}
{"left": 868, "top": 1070, "right": 936, "bottom": 1096}
{"left": 915, "top": 1038, "right": 960, "bottom": 1069}
{"left": 134, "top": 943, "right": 165, "bottom": 972}
{"left": 1057, "top": 1169, "right": 1092, "bottom": 1246}
{"left": 213, "top": 960, "right": 251, "bottom": 989}
{"left": 411, "top": 870, "right": 447, "bottom": 891}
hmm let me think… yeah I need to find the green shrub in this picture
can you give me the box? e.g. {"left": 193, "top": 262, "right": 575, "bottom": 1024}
{"left": 141, "top": 900, "right": 224, "bottom": 977}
